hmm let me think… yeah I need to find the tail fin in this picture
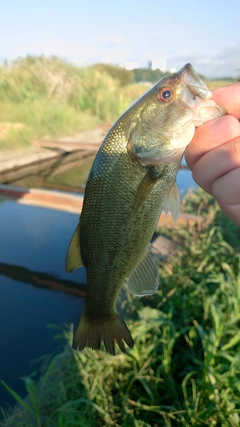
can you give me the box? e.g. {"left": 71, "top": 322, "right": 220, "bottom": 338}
{"left": 73, "top": 312, "right": 134, "bottom": 355}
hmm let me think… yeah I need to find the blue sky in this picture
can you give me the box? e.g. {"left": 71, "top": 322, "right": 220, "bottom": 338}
{"left": 1, "top": 0, "right": 240, "bottom": 78}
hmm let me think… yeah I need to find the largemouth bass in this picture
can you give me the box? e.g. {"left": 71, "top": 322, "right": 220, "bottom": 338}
{"left": 66, "top": 64, "right": 225, "bottom": 355}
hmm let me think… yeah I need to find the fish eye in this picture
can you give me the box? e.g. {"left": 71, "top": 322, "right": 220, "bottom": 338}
{"left": 157, "top": 87, "right": 173, "bottom": 102}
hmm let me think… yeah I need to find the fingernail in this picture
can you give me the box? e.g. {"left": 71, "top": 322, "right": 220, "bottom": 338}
{"left": 210, "top": 116, "right": 228, "bottom": 140}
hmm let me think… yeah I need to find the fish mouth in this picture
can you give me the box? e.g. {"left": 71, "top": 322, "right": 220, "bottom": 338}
{"left": 180, "top": 63, "right": 212, "bottom": 99}
{"left": 178, "top": 63, "right": 226, "bottom": 126}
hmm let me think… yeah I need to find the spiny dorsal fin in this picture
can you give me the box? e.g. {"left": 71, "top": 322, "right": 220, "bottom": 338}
{"left": 163, "top": 182, "right": 180, "bottom": 222}
{"left": 126, "top": 245, "right": 159, "bottom": 297}
{"left": 65, "top": 223, "right": 83, "bottom": 273}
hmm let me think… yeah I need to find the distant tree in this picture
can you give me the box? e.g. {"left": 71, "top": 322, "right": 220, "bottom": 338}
{"left": 132, "top": 68, "right": 167, "bottom": 83}
{"left": 236, "top": 68, "right": 240, "bottom": 82}
{"left": 91, "top": 63, "right": 134, "bottom": 86}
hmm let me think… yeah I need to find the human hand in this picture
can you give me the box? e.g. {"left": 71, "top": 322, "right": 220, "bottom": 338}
{"left": 185, "top": 83, "right": 240, "bottom": 226}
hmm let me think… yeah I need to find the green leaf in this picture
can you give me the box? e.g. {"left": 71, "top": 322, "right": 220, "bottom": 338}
{"left": 221, "top": 332, "right": 240, "bottom": 351}
{"left": 0, "top": 380, "right": 35, "bottom": 416}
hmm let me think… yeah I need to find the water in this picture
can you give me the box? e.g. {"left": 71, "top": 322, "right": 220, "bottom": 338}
{"left": 177, "top": 168, "right": 197, "bottom": 195}
{"left": 0, "top": 199, "right": 86, "bottom": 410}
{"left": 0, "top": 151, "right": 197, "bottom": 411}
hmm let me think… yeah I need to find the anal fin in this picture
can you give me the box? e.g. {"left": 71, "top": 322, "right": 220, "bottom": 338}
{"left": 126, "top": 245, "right": 159, "bottom": 297}
{"left": 65, "top": 223, "right": 83, "bottom": 273}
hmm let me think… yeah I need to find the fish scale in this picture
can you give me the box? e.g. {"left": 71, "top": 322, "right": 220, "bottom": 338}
{"left": 66, "top": 63, "right": 225, "bottom": 355}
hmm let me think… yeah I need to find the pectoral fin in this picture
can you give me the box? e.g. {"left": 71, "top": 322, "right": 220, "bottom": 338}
{"left": 65, "top": 223, "right": 83, "bottom": 273}
{"left": 134, "top": 165, "right": 162, "bottom": 213}
{"left": 163, "top": 182, "right": 180, "bottom": 222}
{"left": 126, "top": 246, "right": 159, "bottom": 297}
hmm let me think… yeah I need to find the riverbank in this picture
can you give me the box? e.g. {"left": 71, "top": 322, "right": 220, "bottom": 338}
{"left": 0, "top": 126, "right": 107, "bottom": 189}
{"left": 0, "top": 125, "right": 109, "bottom": 173}
{"left": 0, "top": 182, "right": 203, "bottom": 225}
{"left": 0, "top": 127, "right": 201, "bottom": 225}
{"left": 0, "top": 146, "right": 58, "bottom": 174}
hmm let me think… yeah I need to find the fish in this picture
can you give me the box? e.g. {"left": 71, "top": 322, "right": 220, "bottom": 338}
{"left": 66, "top": 63, "right": 225, "bottom": 355}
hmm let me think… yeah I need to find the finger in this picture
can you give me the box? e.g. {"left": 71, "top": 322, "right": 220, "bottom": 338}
{"left": 212, "top": 168, "right": 240, "bottom": 226}
{"left": 191, "top": 135, "right": 240, "bottom": 195}
{"left": 185, "top": 115, "right": 240, "bottom": 170}
{"left": 212, "top": 83, "right": 240, "bottom": 118}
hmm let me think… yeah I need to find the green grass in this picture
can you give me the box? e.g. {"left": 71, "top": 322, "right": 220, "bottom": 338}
{"left": 0, "top": 99, "right": 100, "bottom": 149}
{"left": 205, "top": 79, "right": 235, "bottom": 89}
{"left": 0, "top": 56, "right": 136, "bottom": 150}
{"left": 0, "top": 55, "right": 234, "bottom": 151}
{"left": 1, "top": 189, "right": 240, "bottom": 426}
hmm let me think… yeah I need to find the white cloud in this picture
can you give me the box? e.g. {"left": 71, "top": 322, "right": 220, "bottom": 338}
{"left": 167, "top": 43, "right": 240, "bottom": 78}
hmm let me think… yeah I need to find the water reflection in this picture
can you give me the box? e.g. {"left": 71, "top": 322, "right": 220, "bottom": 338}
{"left": 0, "top": 261, "right": 86, "bottom": 297}
{"left": 0, "top": 149, "right": 197, "bottom": 195}
{"left": 0, "top": 199, "right": 86, "bottom": 410}
{"left": 1, "top": 150, "right": 96, "bottom": 194}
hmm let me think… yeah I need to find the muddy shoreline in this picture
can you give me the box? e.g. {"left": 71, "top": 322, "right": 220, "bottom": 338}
{"left": 0, "top": 125, "right": 109, "bottom": 181}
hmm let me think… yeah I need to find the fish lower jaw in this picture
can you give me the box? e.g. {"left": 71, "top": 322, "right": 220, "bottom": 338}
{"left": 152, "top": 145, "right": 186, "bottom": 164}
{"left": 192, "top": 100, "right": 226, "bottom": 127}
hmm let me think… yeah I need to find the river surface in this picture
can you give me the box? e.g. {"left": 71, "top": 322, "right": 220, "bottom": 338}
{"left": 0, "top": 151, "right": 197, "bottom": 411}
